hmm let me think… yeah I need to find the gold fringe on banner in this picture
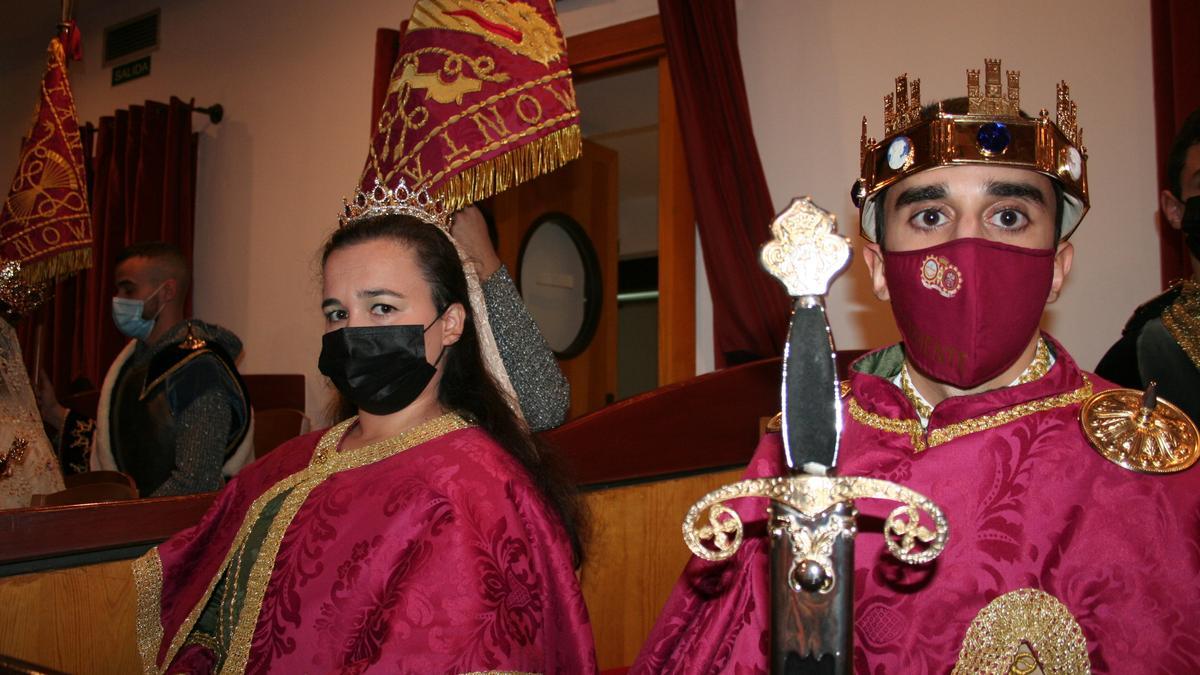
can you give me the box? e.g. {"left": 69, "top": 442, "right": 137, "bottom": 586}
{"left": 21, "top": 246, "right": 92, "bottom": 285}
{"left": 436, "top": 123, "right": 582, "bottom": 212}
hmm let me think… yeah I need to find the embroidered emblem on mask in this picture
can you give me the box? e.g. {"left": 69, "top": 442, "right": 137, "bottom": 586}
{"left": 920, "top": 255, "right": 962, "bottom": 297}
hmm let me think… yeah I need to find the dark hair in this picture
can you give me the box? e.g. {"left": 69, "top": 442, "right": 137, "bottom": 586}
{"left": 1166, "top": 107, "right": 1200, "bottom": 198}
{"left": 321, "top": 215, "right": 588, "bottom": 565}
{"left": 874, "top": 97, "right": 1064, "bottom": 249}
{"left": 116, "top": 241, "right": 192, "bottom": 295}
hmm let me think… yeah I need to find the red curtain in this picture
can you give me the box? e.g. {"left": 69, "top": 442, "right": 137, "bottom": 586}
{"left": 1152, "top": 0, "right": 1200, "bottom": 286}
{"left": 19, "top": 97, "right": 197, "bottom": 394}
{"left": 658, "top": 0, "right": 791, "bottom": 367}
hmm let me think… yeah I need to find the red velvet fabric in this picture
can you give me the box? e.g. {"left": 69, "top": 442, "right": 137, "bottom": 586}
{"left": 1152, "top": 0, "right": 1200, "bottom": 286}
{"left": 18, "top": 98, "right": 196, "bottom": 392}
{"left": 370, "top": 26, "right": 405, "bottom": 135}
{"left": 658, "top": 0, "right": 792, "bottom": 367}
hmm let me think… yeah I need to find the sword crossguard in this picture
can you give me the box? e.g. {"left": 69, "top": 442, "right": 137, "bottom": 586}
{"left": 682, "top": 475, "right": 950, "bottom": 569}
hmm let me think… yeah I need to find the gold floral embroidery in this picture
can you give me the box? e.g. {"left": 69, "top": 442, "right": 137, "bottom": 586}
{"left": 141, "top": 413, "right": 470, "bottom": 674}
{"left": 131, "top": 548, "right": 164, "bottom": 675}
{"left": 952, "top": 588, "right": 1090, "bottom": 674}
{"left": 219, "top": 413, "right": 470, "bottom": 675}
{"left": 847, "top": 378, "right": 1093, "bottom": 453}
{"left": 1162, "top": 279, "right": 1200, "bottom": 371}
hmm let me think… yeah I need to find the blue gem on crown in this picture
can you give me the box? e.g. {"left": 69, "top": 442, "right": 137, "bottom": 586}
{"left": 976, "top": 122, "right": 1011, "bottom": 156}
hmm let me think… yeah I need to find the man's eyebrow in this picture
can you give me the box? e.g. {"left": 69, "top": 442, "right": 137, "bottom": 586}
{"left": 986, "top": 180, "right": 1046, "bottom": 203}
{"left": 894, "top": 184, "right": 947, "bottom": 207}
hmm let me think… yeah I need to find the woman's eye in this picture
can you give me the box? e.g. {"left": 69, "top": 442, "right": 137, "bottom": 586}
{"left": 910, "top": 208, "right": 948, "bottom": 228}
{"left": 988, "top": 208, "right": 1029, "bottom": 229}
{"left": 324, "top": 309, "right": 348, "bottom": 323}
{"left": 370, "top": 304, "right": 396, "bottom": 316}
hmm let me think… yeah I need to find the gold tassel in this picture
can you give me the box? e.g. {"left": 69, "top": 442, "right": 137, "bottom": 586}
{"left": 20, "top": 247, "right": 93, "bottom": 285}
{"left": 436, "top": 124, "right": 582, "bottom": 212}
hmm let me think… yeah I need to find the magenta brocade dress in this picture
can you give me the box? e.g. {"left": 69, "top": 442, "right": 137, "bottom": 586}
{"left": 132, "top": 413, "right": 597, "bottom": 674}
{"left": 634, "top": 335, "right": 1200, "bottom": 674}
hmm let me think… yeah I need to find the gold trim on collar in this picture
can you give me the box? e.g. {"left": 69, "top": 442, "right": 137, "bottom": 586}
{"left": 847, "top": 378, "right": 1094, "bottom": 453}
{"left": 142, "top": 413, "right": 470, "bottom": 674}
{"left": 1162, "top": 279, "right": 1200, "bottom": 371}
{"left": 952, "top": 588, "right": 1090, "bottom": 674}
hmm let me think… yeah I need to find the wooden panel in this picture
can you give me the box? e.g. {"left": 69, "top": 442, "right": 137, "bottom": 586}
{"left": 0, "top": 560, "right": 138, "bottom": 674}
{"left": 657, "top": 56, "right": 696, "bottom": 386}
{"left": 0, "top": 493, "right": 214, "bottom": 567}
{"left": 548, "top": 357, "right": 781, "bottom": 484}
{"left": 581, "top": 467, "right": 743, "bottom": 670}
{"left": 568, "top": 16, "right": 665, "bottom": 80}
{"left": 242, "top": 374, "right": 305, "bottom": 411}
{"left": 494, "top": 139, "right": 619, "bottom": 419}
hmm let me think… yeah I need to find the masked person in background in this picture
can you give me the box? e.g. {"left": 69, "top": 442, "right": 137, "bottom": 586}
{"left": 636, "top": 62, "right": 1200, "bottom": 673}
{"left": 129, "top": 184, "right": 596, "bottom": 673}
{"left": 38, "top": 242, "right": 252, "bottom": 495}
{"left": 1097, "top": 107, "right": 1200, "bottom": 423}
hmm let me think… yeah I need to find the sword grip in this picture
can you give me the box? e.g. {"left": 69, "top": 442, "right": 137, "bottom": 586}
{"left": 783, "top": 299, "right": 840, "bottom": 472}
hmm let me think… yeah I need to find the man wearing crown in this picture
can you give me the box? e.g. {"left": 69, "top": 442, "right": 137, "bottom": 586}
{"left": 634, "top": 61, "right": 1200, "bottom": 673}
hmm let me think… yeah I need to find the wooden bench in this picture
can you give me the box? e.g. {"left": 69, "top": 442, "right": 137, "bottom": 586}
{"left": 0, "top": 355, "right": 869, "bottom": 672}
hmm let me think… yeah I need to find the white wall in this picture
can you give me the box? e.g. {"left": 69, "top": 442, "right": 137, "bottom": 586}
{"left": 0, "top": 0, "right": 1161, "bottom": 419}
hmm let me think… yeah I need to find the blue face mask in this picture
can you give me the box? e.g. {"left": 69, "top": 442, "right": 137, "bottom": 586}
{"left": 112, "top": 285, "right": 164, "bottom": 341}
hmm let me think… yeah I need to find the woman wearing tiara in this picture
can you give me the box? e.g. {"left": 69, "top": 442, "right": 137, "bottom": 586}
{"left": 130, "top": 190, "right": 596, "bottom": 673}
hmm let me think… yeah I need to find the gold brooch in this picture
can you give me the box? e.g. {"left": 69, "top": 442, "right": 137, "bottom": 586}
{"left": 1080, "top": 383, "right": 1199, "bottom": 473}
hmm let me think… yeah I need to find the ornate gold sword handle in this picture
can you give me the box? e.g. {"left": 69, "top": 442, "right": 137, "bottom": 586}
{"left": 682, "top": 475, "right": 949, "bottom": 567}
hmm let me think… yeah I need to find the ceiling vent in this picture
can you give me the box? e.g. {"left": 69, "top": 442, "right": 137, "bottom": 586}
{"left": 104, "top": 9, "right": 159, "bottom": 66}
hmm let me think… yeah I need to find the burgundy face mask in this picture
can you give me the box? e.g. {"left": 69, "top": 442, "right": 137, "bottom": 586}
{"left": 883, "top": 238, "right": 1055, "bottom": 388}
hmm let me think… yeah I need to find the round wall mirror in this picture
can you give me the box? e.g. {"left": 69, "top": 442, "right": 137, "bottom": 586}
{"left": 517, "top": 212, "right": 602, "bottom": 359}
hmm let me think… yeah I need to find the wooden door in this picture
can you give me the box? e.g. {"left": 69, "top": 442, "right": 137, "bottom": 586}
{"left": 492, "top": 139, "right": 619, "bottom": 419}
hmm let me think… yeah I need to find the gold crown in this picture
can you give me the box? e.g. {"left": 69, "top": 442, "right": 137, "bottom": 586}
{"left": 0, "top": 261, "right": 51, "bottom": 316}
{"left": 853, "top": 59, "right": 1089, "bottom": 242}
{"left": 339, "top": 179, "right": 452, "bottom": 231}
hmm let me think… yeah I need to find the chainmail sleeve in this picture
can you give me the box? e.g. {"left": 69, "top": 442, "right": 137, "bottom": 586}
{"left": 481, "top": 265, "right": 570, "bottom": 430}
{"left": 149, "top": 390, "right": 230, "bottom": 497}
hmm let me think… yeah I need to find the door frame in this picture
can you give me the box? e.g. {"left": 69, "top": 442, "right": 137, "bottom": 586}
{"left": 568, "top": 16, "right": 697, "bottom": 386}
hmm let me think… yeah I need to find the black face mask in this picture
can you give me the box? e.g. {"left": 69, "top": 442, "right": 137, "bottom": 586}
{"left": 1181, "top": 195, "right": 1200, "bottom": 260}
{"left": 318, "top": 316, "right": 445, "bottom": 416}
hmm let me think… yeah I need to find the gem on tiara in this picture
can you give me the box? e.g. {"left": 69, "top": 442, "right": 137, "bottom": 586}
{"left": 976, "top": 122, "right": 1011, "bottom": 156}
{"left": 338, "top": 178, "right": 452, "bottom": 230}
{"left": 887, "top": 136, "right": 914, "bottom": 170}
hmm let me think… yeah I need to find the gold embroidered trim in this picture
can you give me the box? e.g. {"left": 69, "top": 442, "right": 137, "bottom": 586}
{"left": 218, "top": 413, "right": 471, "bottom": 675}
{"left": 952, "top": 588, "right": 1091, "bottom": 674}
{"left": 182, "top": 630, "right": 224, "bottom": 658}
{"left": 848, "top": 397, "right": 927, "bottom": 451}
{"left": 847, "top": 378, "right": 1093, "bottom": 453}
{"left": 131, "top": 548, "right": 165, "bottom": 675}
{"left": 927, "top": 379, "right": 1092, "bottom": 449}
{"left": 1162, "top": 279, "right": 1200, "bottom": 371}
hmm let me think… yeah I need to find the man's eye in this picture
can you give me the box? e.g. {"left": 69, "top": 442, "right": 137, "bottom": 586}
{"left": 911, "top": 209, "right": 948, "bottom": 228}
{"left": 988, "top": 208, "right": 1028, "bottom": 229}
{"left": 370, "top": 304, "right": 395, "bottom": 316}
{"left": 324, "top": 309, "right": 347, "bottom": 322}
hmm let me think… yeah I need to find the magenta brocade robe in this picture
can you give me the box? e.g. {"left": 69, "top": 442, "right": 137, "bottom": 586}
{"left": 132, "top": 415, "right": 597, "bottom": 674}
{"left": 634, "top": 336, "right": 1200, "bottom": 673}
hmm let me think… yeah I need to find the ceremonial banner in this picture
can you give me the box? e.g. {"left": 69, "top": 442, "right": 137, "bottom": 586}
{"left": 362, "top": 0, "right": 581, "bottom": 211}
{"left": 0, "top": 35, "right": 92, "bottom": 286}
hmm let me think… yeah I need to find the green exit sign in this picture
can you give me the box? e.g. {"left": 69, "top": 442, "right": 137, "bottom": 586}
{"left": 112, "top": 56, "right": 151, "bottom": 86}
